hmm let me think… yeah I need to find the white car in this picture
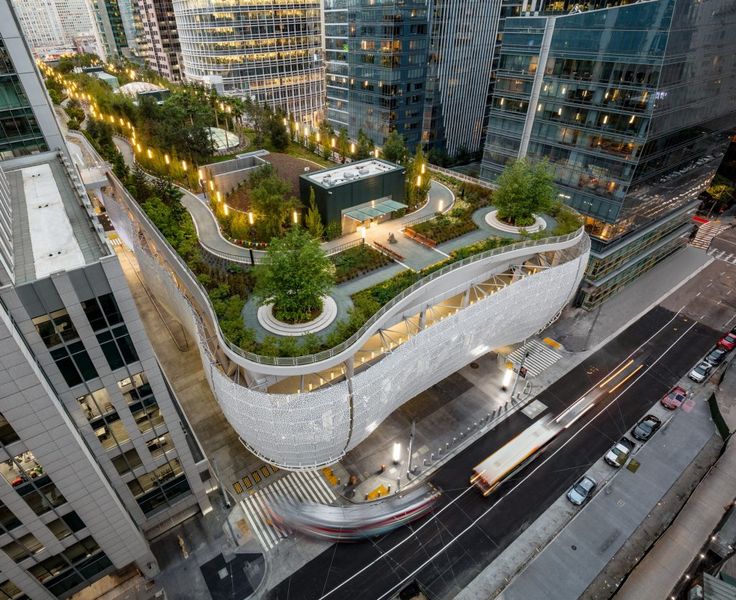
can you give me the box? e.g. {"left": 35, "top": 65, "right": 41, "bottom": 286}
{"left": 604, "top": 437, "right": 635, "bottom": 467}
{"left": 689, "top": 361, "right": 713, "bottom": 383}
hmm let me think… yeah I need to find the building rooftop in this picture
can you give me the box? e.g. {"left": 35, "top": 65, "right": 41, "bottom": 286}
{"left": 6, "top": 152, "right": 108, "bottom": 285}
{"left": 304, "top": 159, "right": 403, "bottom": 188}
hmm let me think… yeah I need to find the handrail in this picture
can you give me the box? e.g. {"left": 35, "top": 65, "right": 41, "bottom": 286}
{"left": 88, "top": 134, "right": 586, "bottom": 369}
{"left": 225, "top": 227, "right": 585, "bottom": 366}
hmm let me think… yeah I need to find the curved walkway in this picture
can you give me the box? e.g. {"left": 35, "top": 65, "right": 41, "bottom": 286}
{"left": 112, "top": 135, "right": 454, "bottom": 268}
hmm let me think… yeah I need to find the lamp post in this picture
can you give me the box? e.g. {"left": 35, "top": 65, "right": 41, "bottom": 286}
{"left": 509, "top": 350, "right": 530, "bottom": 399}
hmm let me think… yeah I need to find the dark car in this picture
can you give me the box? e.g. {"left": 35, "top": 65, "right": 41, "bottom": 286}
{"left": 705, "top": 347, "right": 728, "bottom": 367}
{"left": 566, "top": 475, "right": 597, "bottom": 506}
{"left": 632, "top": 414, "right": 662, "bottom": 442}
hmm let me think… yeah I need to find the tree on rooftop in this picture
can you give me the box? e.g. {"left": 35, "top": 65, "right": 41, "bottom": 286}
{"left": 268, "top": 113, "right": 289, "bottom": 151}
{"left": 405, "top": 145, "right": 432, "bottom": 210}
{"left": 355, "top": 129, "right": 375, "bottom": 160}
{"left": 382, "top": 131, "right": 408, "bottom": 164}
{"left": 337, "top": 127, "right": 350, "bottom": 162}
{"left": 254, "top": 227, "right": 335, "bottom": 323}
{"left": 304, "top": 187, "right": 324, "bottom": 240}
{"left": 249, "top": 165, "right": 300, "bottom": 239}
{"left": 493, "top": 158, "right": 555, "bottom": 227}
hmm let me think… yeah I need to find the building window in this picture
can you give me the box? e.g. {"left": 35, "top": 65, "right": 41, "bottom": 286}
{"left": 0, "top": 413, "right": 19, "bottom": 446}
{"left": 77, "top": 388, "right": 114, "bottom": 423}
{"left": 146, "top": 433, "right": 173, "bottom": 458}
{"left": 32, "top": 309, "right": 78, "bottom": 348}
{"left": 0, "top": 500, "right": 20, "bottom": 532}
{"left": 30, "top": 537, "right": 112, "bottom": 597}
{"left": 0, "top": 579, "right": 29, "bottom": 600}
{"left": 50, "top": 342, "right": 98, "bottom": 387}
{"left": 1, "top": 533, "right": 43, "bottom": 563}
{"left": 127, "top": 459, "right": 191, "bottom": 515}
{"left": 80, "top": 293, "right": 123, "bottom": 332}
{"left": 97, "top": 325, "right": 138, "bottom": 370}
{"left": 0, "top": 452, "right": 66, "bottom": 515}
{"left": 47, "top": 511, "right": 86, "bottom": 541}
{"left": 111, "top": 448, "right": 143, "bottom": 475}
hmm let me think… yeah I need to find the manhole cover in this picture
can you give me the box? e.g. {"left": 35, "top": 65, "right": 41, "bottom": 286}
{"left": 470, "top": 362, "right": 479, "bottom": 369}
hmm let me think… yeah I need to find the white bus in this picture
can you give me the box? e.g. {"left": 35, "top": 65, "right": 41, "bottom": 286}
{"left": 471, "top": 416, "right": 560, "bottom": 496}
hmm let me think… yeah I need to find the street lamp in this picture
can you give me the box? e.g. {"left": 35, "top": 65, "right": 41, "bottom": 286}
{"left": 292, "top": 210, "right": 299, "bottom": 224}
{"left": 248, "top": 212, "right": 254, "bottom": 225}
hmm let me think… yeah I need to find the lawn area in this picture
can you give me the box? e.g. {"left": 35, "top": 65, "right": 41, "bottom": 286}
{"left": 331, "top": 244, "right": 392, "bottom": 284}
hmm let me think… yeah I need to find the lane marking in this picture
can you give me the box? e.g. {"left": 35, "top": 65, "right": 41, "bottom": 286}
{"left": 373, "top": 320, "right": 699, "bottom": 600}
{"left": 318, "top": 309, "right": 690, "bottom": 600}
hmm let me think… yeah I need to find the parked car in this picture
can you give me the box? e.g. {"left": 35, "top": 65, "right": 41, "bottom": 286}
{"left": 717, "top": 333, "right": 736, "bottom": 352}
{"left": 689, "top": 361, "right": 714, "bottom": 383}
{"left": 566, "top": 475, "right": 597, "bottom": 506}
{"left": 632, "top": 414, "right": 662, "bottom": 442}
{"left": 661, "top": 386, "right": 688, "bottom": 410}
{"left": 604, "top": 437, "right": 636, "bottom": 467}
{"left": 705, "top": 347, "right": 728, "bottom": 367}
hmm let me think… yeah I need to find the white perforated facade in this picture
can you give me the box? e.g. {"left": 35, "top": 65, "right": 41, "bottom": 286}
{"left": 102, "top": 169, "right": 590, "bottom": 468}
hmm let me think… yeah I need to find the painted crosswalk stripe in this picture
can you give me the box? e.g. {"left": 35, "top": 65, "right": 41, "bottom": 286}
{"left": 508, "top": 339, "right": 562, "bottom": 378}
{"left": 238, "top": 470, "right": 337, "bottom": 552}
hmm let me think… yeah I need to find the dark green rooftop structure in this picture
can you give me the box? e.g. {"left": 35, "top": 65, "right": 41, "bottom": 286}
{"left": 299, "top": 159, "right": 406, "bottom": 234}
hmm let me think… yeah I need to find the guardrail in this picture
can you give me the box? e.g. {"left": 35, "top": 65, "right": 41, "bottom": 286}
{"left": 427, "top": 164, "right": 496, "bottom": 190}
{"left": 93, "top": 134, "right": 585, "bottom": 370}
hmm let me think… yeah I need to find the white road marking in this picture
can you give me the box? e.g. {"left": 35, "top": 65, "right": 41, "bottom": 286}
{"left": 319, "top": 309, "right": 690, "bottom": 600}
{"left": 373, "top": 321, "right": 699, "bottom": 600}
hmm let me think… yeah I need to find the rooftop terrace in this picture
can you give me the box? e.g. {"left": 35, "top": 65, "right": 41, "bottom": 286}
{"left": 5, "top": 152, "right": 108, "bottom": 285}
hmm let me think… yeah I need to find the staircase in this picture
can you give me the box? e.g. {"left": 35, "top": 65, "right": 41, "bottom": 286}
{"left": 690, "top": 220, "right": 729, "bottom": 250}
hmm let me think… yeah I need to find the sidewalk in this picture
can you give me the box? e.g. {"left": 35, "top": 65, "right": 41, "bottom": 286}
{"left": 614, "top": 362, "right": 736, "bottom": 600}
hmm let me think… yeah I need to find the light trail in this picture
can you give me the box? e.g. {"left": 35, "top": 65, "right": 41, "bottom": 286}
{"left": 373, "top": 319, "right": 698, "bottom": 600}
{"left": 318, "top": 308, "right": 688, "bottom": 600}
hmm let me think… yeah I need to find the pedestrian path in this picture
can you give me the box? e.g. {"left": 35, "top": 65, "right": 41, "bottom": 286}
{"left": 507, "top": 339, "right": 562, "bottom": 378}
{"left": 707, "top": 246, "right": 736, "bottom": 265}
{"left": 239, "top": 470, "right": 337, "bottom": 552}
{"left": 691, "top": 220, "right": 728, "bottom": 249}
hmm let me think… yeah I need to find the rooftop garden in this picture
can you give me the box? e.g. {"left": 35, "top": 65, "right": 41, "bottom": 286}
{"left": 117, "top": 155, "right": 581, "bottom": 358}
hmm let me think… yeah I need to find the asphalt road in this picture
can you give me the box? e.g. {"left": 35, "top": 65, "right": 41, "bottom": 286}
{"left": 267, "top": 305, "right": 721, "bottom": 600}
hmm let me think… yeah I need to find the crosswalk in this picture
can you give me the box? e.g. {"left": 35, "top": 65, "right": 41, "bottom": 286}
{"left": 690, "top": 220, "right": 729, "bottom": 249}
{"left": 507, "top": 339, "right": 562, "bottom": 378}
{"left": 707, "top": 247, "right": 736, "bottom": 265}
{"left": 239, "top": 470, "right": 337, "bottom": 551}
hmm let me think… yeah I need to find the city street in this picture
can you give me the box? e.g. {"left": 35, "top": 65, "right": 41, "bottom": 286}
{"left": 265, "top": 288, "right": 727, "bottom": 599}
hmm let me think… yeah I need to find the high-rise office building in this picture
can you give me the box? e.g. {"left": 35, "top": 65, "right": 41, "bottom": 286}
{"left": 480, "top": 0, "right": 736, "bottom": 308}
{"left": 0, "top": 1, "right": 211, "bottom": 595}
{"left": 172, "top": 0, "right": 324, "bottom": 123}
{"left": 10, "top": 0, "right": 67, "bottom": 56}
{"left": 325, "top": 0, "right": 429, "bottom": 150}
{"left": 11, "top": 0, "right": 102, "bottom": 59}
{"left": 325, "top": 0, "right": 500, "bottom": 156}
{"left": 0, "top": 6, "right": 67, "bottom": 160}
{"left": 135, "top": 0, "right": 181, "bottom": 81}
{"left": 90, "top": 0, "right": 129, "bottom": 59}
{"left": 423, "top": 0, "right": 501, "bottom": 156}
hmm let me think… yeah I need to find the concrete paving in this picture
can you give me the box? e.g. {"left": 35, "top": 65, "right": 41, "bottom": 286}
{"left": 496, "top": 383, "right": 717, "bottom": 600}
{"left": 614, "top": 362, "right": 736, "bottom": 600}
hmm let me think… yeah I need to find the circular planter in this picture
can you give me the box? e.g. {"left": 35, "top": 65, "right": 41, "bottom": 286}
{"left": 485, "top": 210, "right": 547, "bottom": 234}
{"left": 257, "top": 296, "right": 338, "bottom": 337}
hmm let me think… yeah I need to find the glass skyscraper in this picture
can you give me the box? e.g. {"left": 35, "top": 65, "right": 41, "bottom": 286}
{"left": 334, "top": 0, "right": 429, "bottom": 149}
{"left": 481, "top": 0, "right": 736, "bottom": 308}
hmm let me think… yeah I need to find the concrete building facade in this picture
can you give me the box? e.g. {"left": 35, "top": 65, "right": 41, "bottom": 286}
{"left": 0, "top": 4, "right": 211, "bottom": 595}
